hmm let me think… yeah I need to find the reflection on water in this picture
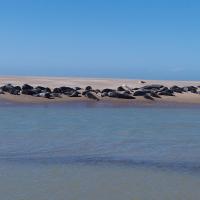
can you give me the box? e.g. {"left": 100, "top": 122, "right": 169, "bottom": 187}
{"left": 0, "top": 103, "right": 200, "bottom": 199}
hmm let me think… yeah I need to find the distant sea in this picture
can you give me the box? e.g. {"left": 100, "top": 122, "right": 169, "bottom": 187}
{"left": 0, "top": 102, "right": 200, "bottom": 200}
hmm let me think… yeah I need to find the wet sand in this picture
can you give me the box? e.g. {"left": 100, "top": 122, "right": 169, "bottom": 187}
{"left": 0, "top": 76, "right": 200, "bottom": 105}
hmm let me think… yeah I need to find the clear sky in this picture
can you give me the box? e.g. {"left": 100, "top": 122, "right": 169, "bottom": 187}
{"left": 0, "top": 0, "right": 200, "bottom": 80}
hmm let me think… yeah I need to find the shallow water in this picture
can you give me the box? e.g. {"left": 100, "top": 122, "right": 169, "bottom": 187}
{"left": 0, "top": 102, "right": 200, "bottom": 200}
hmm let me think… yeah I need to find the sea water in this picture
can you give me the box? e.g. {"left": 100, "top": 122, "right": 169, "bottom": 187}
{"left": 0, "top": 102, "right": 200, "bottom": 200}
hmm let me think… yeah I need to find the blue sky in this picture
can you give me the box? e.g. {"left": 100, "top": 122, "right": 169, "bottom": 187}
{"left": 0, "top": 0, "right": 200, "bottom": 80}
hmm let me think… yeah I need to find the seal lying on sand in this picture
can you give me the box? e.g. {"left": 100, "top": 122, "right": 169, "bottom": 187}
{"left": 0, "top": 82, "right": 199, "bottom": 102}
{"left": 1, "top": 84, "right": 21, "bottom": 95}
{"left": 144, "top": 94, "right": 154, "bottom": 100}
{"left": 68, "top": 91, "right": 81, "bottom": 97}
{"left": 84, "top": 91, "right": 100, "bottom": 101}
{"left": 108, "top": 91, "right": 135, "bottom": 99}
{"left": 34, "top": 92, "right": 52, "bottom": 98}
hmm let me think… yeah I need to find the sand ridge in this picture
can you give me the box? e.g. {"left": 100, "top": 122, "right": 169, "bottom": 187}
{"left": 0, "top": 76, "right": 200, "bottom": 105}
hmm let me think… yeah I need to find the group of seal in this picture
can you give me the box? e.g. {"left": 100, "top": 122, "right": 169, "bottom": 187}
{"left": 0, "top": 83, "right": 200, "bottom": 101}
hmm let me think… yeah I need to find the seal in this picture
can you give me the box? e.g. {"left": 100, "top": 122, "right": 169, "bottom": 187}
{"left": 144, "top": 94, "right": 154, "bottom": 100}
{"left": 108, "top": 91, "right": 135, "bottom": 99}
{"left": 69, "top": 91, "right": 81, "bottom": 97}
{"left": 84, "top": 91, "right": 100, "bottom": 101}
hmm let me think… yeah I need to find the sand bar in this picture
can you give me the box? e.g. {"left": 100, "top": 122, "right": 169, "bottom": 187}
{"left": 0, "top": 76, "right": 200, "bottom": 105}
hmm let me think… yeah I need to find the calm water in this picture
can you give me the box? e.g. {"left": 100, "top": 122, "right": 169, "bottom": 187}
{"left": 0, "top": 102, "right": 200, "bottom": 200}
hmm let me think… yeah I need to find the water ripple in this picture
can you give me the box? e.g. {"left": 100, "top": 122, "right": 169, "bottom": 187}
{"left": 0, "top": 155, "right": 200, "bottom": 173}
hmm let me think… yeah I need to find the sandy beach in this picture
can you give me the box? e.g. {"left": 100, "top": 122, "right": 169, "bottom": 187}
{"left": 0, "top": 76, "right": 200, "bottom": 105}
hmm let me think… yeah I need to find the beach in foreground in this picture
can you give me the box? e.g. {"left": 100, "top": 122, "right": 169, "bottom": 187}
{"left": 0, "top": 76, "right": 200, "bottom": 105}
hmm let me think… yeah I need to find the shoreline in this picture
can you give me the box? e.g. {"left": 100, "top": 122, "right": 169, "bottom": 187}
{"left": 0, "top": 76, "right": 200, "bottom": 106}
